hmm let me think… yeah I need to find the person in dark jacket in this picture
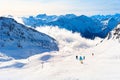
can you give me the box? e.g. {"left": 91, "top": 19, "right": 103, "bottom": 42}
{"left": 92, "top": 53, "right": 94, "bottom": 56}
{"left": 76, "top": 56, "right": 78, "bottom": 60}
{"left": 83, "top": 56, "right": 85, "bottom": 60}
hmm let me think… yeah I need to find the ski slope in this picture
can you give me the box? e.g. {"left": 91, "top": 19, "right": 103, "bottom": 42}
{"left": 0, "top": 26, "right": 120, "bottom": 80}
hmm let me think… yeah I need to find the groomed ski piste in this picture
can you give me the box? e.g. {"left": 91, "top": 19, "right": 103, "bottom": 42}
{"left": 0, "top": 26, "right": 120, "bottom": 80}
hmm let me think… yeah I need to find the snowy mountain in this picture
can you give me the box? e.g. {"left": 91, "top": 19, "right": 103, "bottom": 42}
{"left": 0, "top": 17, "right": 59, "bottom": 59}
{"left": 91, "top": 13, "right": 120, "bottom": 22}
{"left": 22, "top": 14, "right": 58, "bottom": 27}
{"left": 22, "top": 14, "right": 119, "bottom": 39}
{"left": 49, "top": 15, "right": 104, "bottom": 39}
{"left": 107, "top": 23, "right": 120, "bottom": 42}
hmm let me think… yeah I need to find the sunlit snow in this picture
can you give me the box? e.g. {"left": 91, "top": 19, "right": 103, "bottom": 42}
{"left": 0, "top": 25, "right": 120, "bottom": 80}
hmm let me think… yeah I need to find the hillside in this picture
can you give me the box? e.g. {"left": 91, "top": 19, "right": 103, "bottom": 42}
{"left": 108, "top": 23, "right": 120, "bottom": 41}
{"left": 0, "top": 25, "right": 120, "bottom": 80}
{"left": 0, "top": 17, "right": 59, "bottom": 59}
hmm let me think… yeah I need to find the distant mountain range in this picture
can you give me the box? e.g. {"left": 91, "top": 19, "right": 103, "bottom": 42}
{"left": 0, "top": 17, "right": 59, "bottom": 59}
{"left": 22, "top": 14, "right": 120, "bottom": 39}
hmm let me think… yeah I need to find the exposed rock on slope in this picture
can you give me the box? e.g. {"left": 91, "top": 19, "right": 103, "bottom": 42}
{"left": 107, "top": 24, "right": 120, "bottom": 42}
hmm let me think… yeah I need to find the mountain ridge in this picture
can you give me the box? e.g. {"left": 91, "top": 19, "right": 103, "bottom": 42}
{"left": 0, "top": 17, "right": 59, "bottom": 59}
{"left": 22, "top": 14, "right": 120, "bottom": 39}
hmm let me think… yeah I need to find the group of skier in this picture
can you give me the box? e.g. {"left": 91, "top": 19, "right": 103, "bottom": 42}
{"left": 76, "top": 53, "right": 94, "bottom": 64}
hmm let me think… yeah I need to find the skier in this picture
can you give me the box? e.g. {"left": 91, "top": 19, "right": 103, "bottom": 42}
{"left": 92, "top": 53, "right": 94, "bottom": 56}
{"left": 79, "top": 56, "right": 83, "bottom": 64}
{"left": 41, "top": 62, "right": 44, "bottom": 69}
{"left": 83, "top": 56, "right": 85, "bottom": 60}
{"left": 76, "top": 55, "right": 78, "bottom": 60}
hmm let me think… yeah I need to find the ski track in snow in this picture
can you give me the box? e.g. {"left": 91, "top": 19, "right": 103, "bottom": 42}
{"left": 0, "top": 26, "right": 120, "bottom": 80}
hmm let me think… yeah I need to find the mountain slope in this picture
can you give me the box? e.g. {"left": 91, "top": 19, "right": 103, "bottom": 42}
{"left": 0, "top": 17, "right": 59, "bottom": 59}
{"left": 49, "top": 15, "right": 103, "bottom": 39}
{"left": 0, "top": 25, "right": 120, "bottom": 80}
{"left": 107, "top": 23, "right": 120, "bottom": 41}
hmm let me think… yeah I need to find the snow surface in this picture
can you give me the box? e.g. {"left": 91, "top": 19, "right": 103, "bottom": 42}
{"left": 0, "top": 26, "right": 120, "bottom": 80}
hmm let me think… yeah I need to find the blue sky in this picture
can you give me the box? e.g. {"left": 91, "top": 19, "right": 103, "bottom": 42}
{"left": 0, "top": 0, "right": 120, "bottom": 16}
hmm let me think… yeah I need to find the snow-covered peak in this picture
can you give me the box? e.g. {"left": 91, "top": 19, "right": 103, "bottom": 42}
{"left": 36, "top": 14, "right": 58, "bottom": 21}
{"left": 58, "top": 14, "right": 76, "bottom": 19}
{"left": 64, "top": 14, "right": 77, "bottom": 18}
{"left": 107, "top": 24, "right": 120, "bottom": 41}
{"left": 36, "top": 14, "right": 47, "bottom": 18}
{"left": 0, "top": 17, "right": 59, "bottom": 59}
